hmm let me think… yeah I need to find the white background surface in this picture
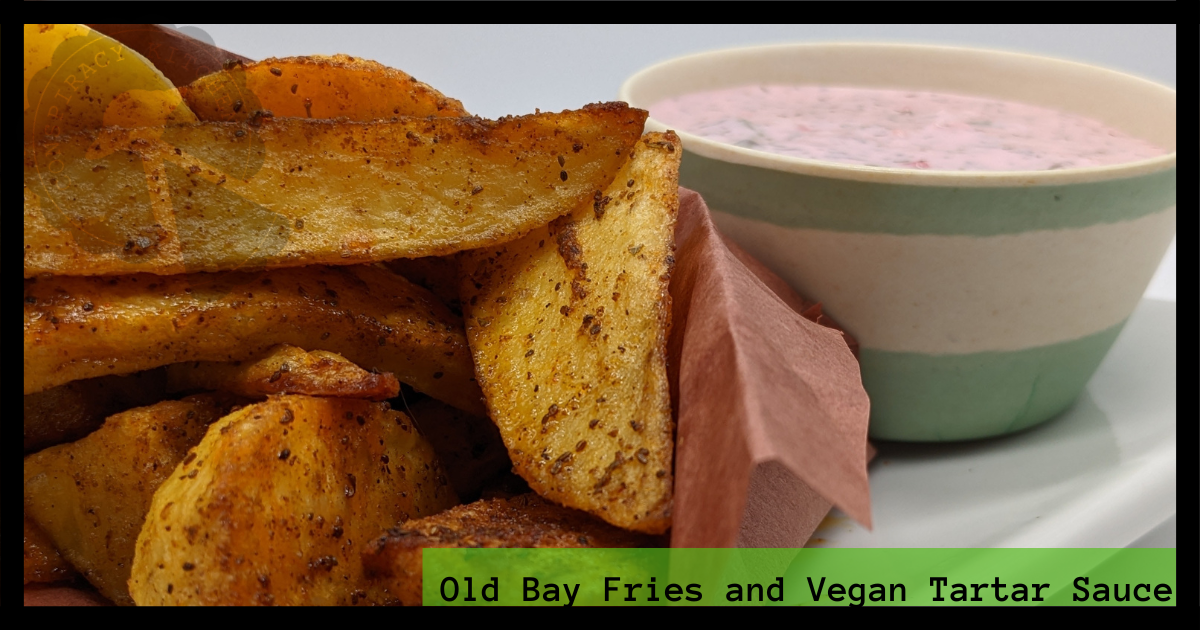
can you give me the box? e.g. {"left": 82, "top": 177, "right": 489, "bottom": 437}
{"left": 180, "top": 24, "right": 1176, "bottom": 303}
{"left": 178, "top": 25, "right": 1176, "bottom": 548}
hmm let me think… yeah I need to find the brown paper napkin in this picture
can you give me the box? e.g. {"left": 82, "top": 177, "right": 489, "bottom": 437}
{"left": 668, "top": 189, "right": 872, "bottom": 547}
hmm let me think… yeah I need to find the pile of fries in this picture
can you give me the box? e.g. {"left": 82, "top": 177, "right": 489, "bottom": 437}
{"left": 24, "top": 25, "right": 680, "bottom": 606}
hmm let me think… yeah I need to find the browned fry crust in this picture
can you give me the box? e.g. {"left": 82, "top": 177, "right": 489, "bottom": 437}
{"left": 362, "top": 493, "right": 665, "bottom": 605}
{"left": 130, "top": 396, "right": 458, "bottom": 606}
{"left": 24, "top": 104, "right": 647, "bottom": 277}
{"left": 167, "top": 343, "right": 400, "bottom": 401}
{"left": 24, "top": 264, "right": 484, "bottom": 415}
{"left": 460, "top": 133, "right": 680, "bottom": 533}
{"left": 182, "top": 54, "right": 468, "bottom": 123}
{"left": 23, "top": 394, "right": 233, "bottom": 605}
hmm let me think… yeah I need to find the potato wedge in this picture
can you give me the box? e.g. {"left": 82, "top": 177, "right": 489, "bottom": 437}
{"left": 129, "top": 396, "right": 457, "bottom": 606}
{"left": 362, "top": 493, "right": 663, "bottom": 605}
{"left": 385, "top": 255, "right": 463, "bottom": 315}
{"left": 167, "top": 343, "right": 400, "bottom": 401}
{"left": 23, "top": 264, "right": 484, "bottom": 415}
{"left": 23, "top": 394, "right": 231, "bottom": 605}
{"left": 24, "top": 369, "right": 167, "bottom": 453}
{"left": 460, "top": 133, "right": 680, "bottom": 533}
{"left": 182, "top": 54, "right": 466, "bottom": 123}
{"left": 407, "top": 398, "right": 511, "bottom": 501}
{"left": 24, "top": 104, "right": 647, "bottom": 277}
{"left": 25, "top": 513, "right": 77, "bottom": 585}
{"left": 24, "top": 24, "right": 196, "bottom": 144}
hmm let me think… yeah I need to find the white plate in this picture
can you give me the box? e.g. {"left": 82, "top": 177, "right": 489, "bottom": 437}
{"left": 810, "top": 298, "right": 1176, "bottom": 548}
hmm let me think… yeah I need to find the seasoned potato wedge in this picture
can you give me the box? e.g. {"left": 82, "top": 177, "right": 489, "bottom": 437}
{"left": 23, "top": 395, "right": 231, "bottom": 605}
{"left": 167, "top": 343, "right": 400, "bottom": 401}
{"left": 385, "top": 256, "right": 463, "bottom": 315}
{"left": 23, "top": 264, "right": 484, "bottom": 415}
{"left": 24, "top": 24, "right": 196, "bottom": 144}
{"left": 130, "top": 396, "right": 458, "bottom": 606}
{"left": 182, "top": 54, "right": 466, "bottom": 123}
{"left": 407, "top": 398, "right": 511, "bottom": 501}
{"left": 460, "top": 133, "right": 680, "bottom": 533}
{"left": 25, "top": 514, "right": 77, "bottom": 585}
{"left": 363, "top": 493, "right": 663, "bottom": 605}
{"left": 24, "top": 369, "right": 167, "bottom": 453}
{"left": 24, "top": 104, "right": 647, "bottom": 278}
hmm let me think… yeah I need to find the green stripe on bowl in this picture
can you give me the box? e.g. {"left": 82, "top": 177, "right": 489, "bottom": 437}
{"left": 861, "top": 320, "right": 1126, "bottom": 441}
{"left": 682, "top": 153, "right": 1175, "bottom": 236}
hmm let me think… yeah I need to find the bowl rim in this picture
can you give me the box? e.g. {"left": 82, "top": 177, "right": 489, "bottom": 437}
{"left": 619, "top": 42, "right": 1177, "bottom": 187}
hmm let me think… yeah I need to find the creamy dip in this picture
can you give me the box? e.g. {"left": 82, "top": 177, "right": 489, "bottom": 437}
{"left": 652, "top": 85, "right": 1166, "bottom": 171}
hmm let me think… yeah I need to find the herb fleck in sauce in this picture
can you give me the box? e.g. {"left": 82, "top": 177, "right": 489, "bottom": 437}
{"left": 653, "top": 85, "right": 1165, "bottom": 171}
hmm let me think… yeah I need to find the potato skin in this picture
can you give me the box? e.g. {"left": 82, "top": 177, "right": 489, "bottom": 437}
{"left": 23, "top": 264, "right": 484, "bottom": 415}
{"left": 167, "top": 344, "right": 400, "bottom": 401}
{"left": 182, "top": 54, "right": 467, "bottom": 123}
{"left": 23, "top": 395, "right": 230, "bottom": 605}
{"left": 24, "top": 369, "right": 167, "bottom": 453}
{"left": 24, "top": 514, "right": 77, "bottom": 585}
{"left": 130, "top": 396, "right": 458, "bottom": 606}
{"left": 363, "top": 493, "right": 664, "bottom": 605}
{"left": 24, "top": 104, "right": 646, "bottom": 277}
{"left": 460, "top": 133, "right": 680, "bottom": 533}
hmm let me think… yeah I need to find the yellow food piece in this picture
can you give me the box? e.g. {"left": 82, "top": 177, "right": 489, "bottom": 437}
{"left": 460, "top": 132, "right": 680, "bottom": 533}
{"left": 23, "top": 395, "right": 231, "bottom": 605}
{"left": 129, "top": 396, "right": 458, "bottom": 606}
{"left": 23, "top": 264, "right": 484, "bottom": 415}
{"left": 24, "top": 513, "right": 77, "bottom": 585}
{"left": 167, "top": 343, "right": 400, "bottom": 401}
{"left": 182, "top": 54, "right": 467, "bottom": 122}
{"left": 24, "top": 369, "right": 167, "bottom": 453}
{"left": 24, "top": 24, "right": 90, "bottom": 112}
{"left": 24, "top": 23, "right": 195, "bottom": 144}
{"left": 23, "top": 104, "right": 647, "bottom": 278}
{"left": 363, "top": 493, "right": 664, "bottom": 605}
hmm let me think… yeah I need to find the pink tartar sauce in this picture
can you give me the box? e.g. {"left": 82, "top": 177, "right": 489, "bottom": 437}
{"left": 651, "top": 85, "right": 1166, "bottom": 171}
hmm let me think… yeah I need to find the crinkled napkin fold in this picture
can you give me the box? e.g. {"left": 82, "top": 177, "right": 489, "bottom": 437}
{"left": 668, "top": 189, "right": 871, "bottom": 548}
